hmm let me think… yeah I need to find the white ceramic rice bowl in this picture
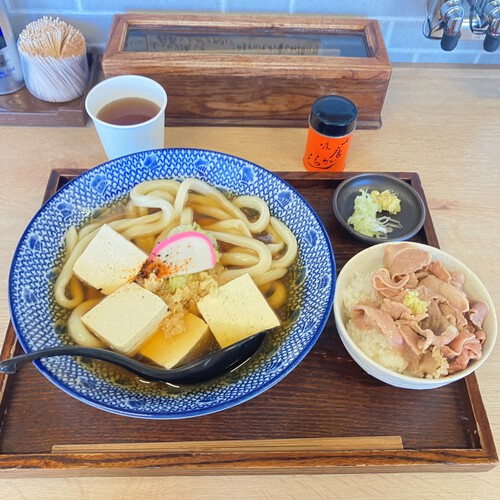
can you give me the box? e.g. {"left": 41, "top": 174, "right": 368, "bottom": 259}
{"left": 333, "top": 242, "right": 497, "bottom": 389}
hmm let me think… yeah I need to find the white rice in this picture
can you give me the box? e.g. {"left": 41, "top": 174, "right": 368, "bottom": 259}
{"left": 342, "top": 270, "right": 409, "bottom": 374}
{"left": 341, "top": 270, "right": 380, "bottom": 313}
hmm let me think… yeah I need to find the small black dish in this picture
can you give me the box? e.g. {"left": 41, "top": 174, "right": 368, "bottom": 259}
{"left": 332, "top": 173, "right": 426, "bottom": 245}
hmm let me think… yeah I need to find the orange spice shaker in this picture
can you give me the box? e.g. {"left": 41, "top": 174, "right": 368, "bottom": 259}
{"left": 303, "top": 95, "right": 358, "bottom": 172}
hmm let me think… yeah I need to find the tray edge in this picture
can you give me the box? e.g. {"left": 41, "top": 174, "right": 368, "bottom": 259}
{"left": 0, "top": 168, "right": 496, "bottom": 475}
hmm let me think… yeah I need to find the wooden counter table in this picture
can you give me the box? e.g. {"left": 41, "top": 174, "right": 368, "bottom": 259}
{"left": 0, "top": 64, "right": 499, "bottom": 498}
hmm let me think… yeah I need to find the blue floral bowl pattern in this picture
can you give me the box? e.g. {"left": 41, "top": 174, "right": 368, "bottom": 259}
{"left": 8, "top": 149, "right": 335, "bottom": 419}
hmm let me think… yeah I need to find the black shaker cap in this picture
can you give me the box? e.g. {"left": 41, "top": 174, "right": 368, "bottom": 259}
{"left": 309, "top": 95, "right": 358, "bottom": 137}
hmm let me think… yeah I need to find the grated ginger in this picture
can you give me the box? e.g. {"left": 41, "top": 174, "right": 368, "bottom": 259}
{"left": 370, "top": 190, "right": 401, "bottom": 215}
{"left": 403, "top": 289, "right": 430, "bottom": 315}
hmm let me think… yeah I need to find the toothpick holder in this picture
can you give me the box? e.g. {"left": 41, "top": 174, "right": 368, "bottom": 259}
{"left": 19, "top": 51, "right": 89, "bottom": 103}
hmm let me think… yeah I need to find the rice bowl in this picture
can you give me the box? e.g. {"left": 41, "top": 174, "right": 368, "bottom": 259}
{"left": 333, "top": 242, "right": 497, "bottom": 389}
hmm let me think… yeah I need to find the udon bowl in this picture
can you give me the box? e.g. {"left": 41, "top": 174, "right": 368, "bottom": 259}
{"left": 333, "top": 242, "right": 497, "bottom": 389}
{"left": 8, "top": 149, "right": 335, "bottom": 418}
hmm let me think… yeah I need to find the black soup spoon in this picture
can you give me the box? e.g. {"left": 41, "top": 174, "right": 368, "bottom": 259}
{"left": 0, "top": 332, "right": 266, "bottom": 385}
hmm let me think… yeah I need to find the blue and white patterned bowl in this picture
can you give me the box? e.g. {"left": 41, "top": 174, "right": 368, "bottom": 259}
{"left": 8, "top": 149, "right": 335, "bottom": 419}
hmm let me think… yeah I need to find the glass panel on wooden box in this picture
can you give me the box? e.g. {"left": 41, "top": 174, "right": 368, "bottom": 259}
{"left": 125, "top": 30, "right": 368, "bottom": 58}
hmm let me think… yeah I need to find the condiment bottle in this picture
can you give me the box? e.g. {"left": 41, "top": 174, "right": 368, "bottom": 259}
{"left": 303, "top": 95, "right": 358, "bottom": 172}
{"left": 0, "top": 0, "right": 24, "bottom": 94}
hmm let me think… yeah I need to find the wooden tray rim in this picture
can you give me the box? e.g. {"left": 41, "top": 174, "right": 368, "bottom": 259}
{"left": 0, "top": 169, "right": 496, "bottom": 477}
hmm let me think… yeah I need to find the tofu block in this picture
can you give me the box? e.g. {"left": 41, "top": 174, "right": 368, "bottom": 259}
{"left": 73, "top": 224, "right": 147, "bottom": 295}
{"left": 81, "top": 282, "right": 169, "bottom": 355}
{"left": 139, "top": 312, "right": 210, "bottom": 369}
{"left": 197, "top": 273, "right": 280, "bottom": 348}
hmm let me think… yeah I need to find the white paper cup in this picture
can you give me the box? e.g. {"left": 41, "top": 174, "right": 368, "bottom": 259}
{"left": 85, "top": 75, "right": 167, "bottom": 160}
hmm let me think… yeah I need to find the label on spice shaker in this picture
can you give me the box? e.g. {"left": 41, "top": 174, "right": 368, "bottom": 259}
{"left": 303, "top": 95, "right": 357, "bottom": 172}
{"left": 303, "top": 129, "right": 353, "bottom": 172}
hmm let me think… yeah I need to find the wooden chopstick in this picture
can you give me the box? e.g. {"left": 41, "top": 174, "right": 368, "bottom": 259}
{"left": 52, "top": 436, "right": 403, "bottom": 454}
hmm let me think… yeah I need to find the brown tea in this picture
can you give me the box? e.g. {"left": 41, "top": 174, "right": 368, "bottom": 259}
{"left": 96, "top": 97, "right": 161, "bottom": 125}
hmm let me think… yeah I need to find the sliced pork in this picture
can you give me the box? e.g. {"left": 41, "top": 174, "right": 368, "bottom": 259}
{"left": 349, "top": 244, "right": 488, "bottom": 378}
{"left": 398, "top": 324, "right": 422, "bottom": 355}
{"left": 447, "top": 338, "right": 482, "bottom": 374}
{"left": 442, "top": 329, "right": 478, "bottom": 357}
{"left": 383, "top": 243, "right": 411, "bottom": 268}
{"left": 420, "top": 300, "right": 451, "bottom": 335}
{"left": 450, "top": 271, "right": 466, "bottom": 290}
{"left": 352, "top": 303, "right": 404, "bottom": 351}
{"left": 427, "top": 260, "right": 452, "bottom": 283}
{"left": 372, "top": 268, "right": 409, "bottom": 299}
{"left": 432, "top": 324, "right": 459, "bottom": 349}
{"left": 384, "top": 246, "right": 432, "bottom": 278}
{"left": 418, "top": 274, "right": 469, "bottom": 313}
{"left": 469, "top": 300, "right": 489, "bottom": 329}
{"left": 439, "top": 302, "right": 468, "bottom": 328}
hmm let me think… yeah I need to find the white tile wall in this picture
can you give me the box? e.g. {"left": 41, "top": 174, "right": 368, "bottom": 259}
{"left": 4, "top": 0, "right": 500, "bottom": 64}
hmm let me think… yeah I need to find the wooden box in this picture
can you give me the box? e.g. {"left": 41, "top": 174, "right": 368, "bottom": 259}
{"left": 102, "top": 14, "right": 392, "bottom": 129}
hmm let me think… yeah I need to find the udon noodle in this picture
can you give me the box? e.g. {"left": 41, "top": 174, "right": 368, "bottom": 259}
{"left": 54, "top": 177, "right": 298, "bottom": 358}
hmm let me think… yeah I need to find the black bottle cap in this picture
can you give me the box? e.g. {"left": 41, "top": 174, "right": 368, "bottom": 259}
{"left": 309, "top": 95, "right": 358, "bottom": 137}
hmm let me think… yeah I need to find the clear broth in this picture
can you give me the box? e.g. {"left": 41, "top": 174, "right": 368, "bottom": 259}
{"left": 97, "top": 97, "right": 160, "bottom": 125}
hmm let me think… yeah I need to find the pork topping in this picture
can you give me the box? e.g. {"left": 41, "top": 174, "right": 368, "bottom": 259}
{"left": 351, "top": 244, "right": 488, "bottom": 378}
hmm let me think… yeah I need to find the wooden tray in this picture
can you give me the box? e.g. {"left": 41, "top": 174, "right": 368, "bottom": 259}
{"left": 0, "top": 170, "right": 496, "bottom": 477}
{"left": 0, "top": 51, "right": 99, "bottom": 127}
